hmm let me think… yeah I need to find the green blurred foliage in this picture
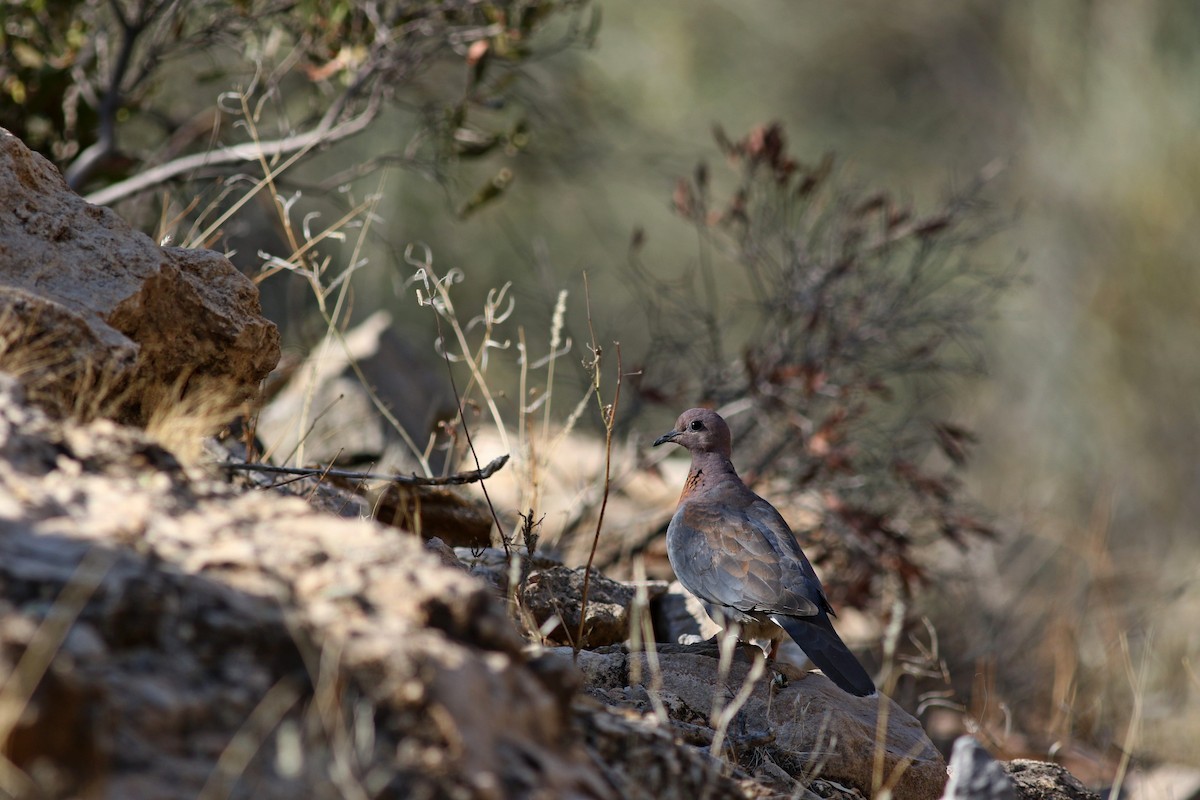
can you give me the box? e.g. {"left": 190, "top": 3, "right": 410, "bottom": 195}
{"left": 0, "top": 0, "right": 595, "bottom": 192}
{"left": 368, "top": 0, "right": 1200, "bottom": 762}
{"left": 0, "top": 0, "right": 91, "bottom": 157}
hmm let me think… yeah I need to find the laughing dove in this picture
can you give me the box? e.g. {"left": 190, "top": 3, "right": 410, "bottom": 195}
{"left": 654, "top": 408, "right": 876, "bottom": 696}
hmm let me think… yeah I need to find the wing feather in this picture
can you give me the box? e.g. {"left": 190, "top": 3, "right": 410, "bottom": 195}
{"left": 666, "top": 496, "right": 829, "bottom": 619}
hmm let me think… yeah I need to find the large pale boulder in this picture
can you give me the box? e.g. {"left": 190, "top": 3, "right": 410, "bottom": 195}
{"left": 0, "top": 128, "right": 278, "bottom": 424}
{"left": 0, "top": 377, "right": 605, "bottom": 799}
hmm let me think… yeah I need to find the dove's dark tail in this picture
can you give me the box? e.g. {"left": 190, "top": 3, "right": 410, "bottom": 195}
{"left": 774, "top": 614, "right": 877, "bottom": 697}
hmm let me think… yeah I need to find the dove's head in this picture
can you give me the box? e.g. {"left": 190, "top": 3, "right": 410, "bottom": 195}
{"left": 653, "top": 408, "right": 732, "bottom": 459}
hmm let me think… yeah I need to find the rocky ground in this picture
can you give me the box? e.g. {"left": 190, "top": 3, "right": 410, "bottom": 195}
{"left": 0, "top": 126, "right": 1113, "bottom": 799}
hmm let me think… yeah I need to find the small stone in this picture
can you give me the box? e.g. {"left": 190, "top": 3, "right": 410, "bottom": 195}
{"left": 943, "top": 736, "right": 1015, "bottom": 800}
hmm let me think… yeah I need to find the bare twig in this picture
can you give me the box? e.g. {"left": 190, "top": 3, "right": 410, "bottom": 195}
{"left": 574, "top": 271, "right": 623, "bottom": 656}
{"left": 411, "top": 254, "right": 509, "bottom": 549}
{"left": 1110, "top": 630, "right": 1153, "bottom": 800}
{"left": 222, "top": 454, "right": 510, "bottom": 486}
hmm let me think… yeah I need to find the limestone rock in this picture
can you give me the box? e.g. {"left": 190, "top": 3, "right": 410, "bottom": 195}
{"left": 0, "top": 127, "right": 278, "bottom": 425}
{"left": 0, "top": 380, "right": 606, "bottom": 799}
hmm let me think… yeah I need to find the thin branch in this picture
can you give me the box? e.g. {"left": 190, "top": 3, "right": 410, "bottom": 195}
{"left": 83, "top": 101, "right": 380, "bottom": 206}
{"left": 574, "top": 271, "right": 623, "bottom": 656}
{"left": 412, "top": 258, "right": 510, "bottom": 548}
{"left": 222, "top": 454, "right": 510, "bottom": 486}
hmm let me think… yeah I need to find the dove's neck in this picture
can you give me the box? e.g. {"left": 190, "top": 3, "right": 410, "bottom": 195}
{"left": 681, "top": 451, "right": 739, "bottom": 499}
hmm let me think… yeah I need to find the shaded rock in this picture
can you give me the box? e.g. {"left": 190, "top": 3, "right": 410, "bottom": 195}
{"left": 375, "top": 483, "right": 494, "bottom": 547}
{"left": 577, "top": 704, "right": 763, "bottom": 800}
{"left": 0, "top": 367, "right": 953, "bottom": 800}
{"left": 0, "top": 127, "right": 279, "bottom": 425}
{"left": 423, "top": 536, "right": 466, "bottom": 569}
{"left": 569, "top": 643, "right": 947, "bottom": 800}
{"left": 1004, "top": 760, "right": 1101, "bottom": 800}
{"left": 654, "top": 578, "right": 720, "bottom": 643}
{"left": 943, "top": 736, "right": 1015, "bottom": 800}
{"left": 452, "top": 545, "right": 565, "bottom": 597}
{"left": 521, "top": 565, "right": 637, "bottom": 647}
{"left": 0, "top": 612, "right": 108, "bottom": 799}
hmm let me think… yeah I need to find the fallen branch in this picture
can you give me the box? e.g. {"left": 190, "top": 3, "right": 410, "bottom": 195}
{"left": 223, "top": 454, "right": 509, "bottom": 486}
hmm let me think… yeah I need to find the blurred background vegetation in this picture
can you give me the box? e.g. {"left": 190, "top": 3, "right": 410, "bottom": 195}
{"left": 5, "top": 0, "right": 1200, "bottom": 778}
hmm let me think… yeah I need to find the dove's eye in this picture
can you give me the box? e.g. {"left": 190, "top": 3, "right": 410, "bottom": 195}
{"left": 689, "top": 420, "right": 705, "bottom": 431}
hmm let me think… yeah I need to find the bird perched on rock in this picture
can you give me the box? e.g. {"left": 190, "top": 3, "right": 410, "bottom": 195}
{"left": 654, "top": 407, "right": 876, "bottom": 696}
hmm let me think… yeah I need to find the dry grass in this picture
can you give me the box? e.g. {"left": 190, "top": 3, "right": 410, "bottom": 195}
{"left": 0, "top": 305, "right": 129, "bottom": 422}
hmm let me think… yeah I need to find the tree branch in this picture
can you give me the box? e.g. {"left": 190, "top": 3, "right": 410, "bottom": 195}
{"left": 222, "top": 453, "right": 510, "bottom": 487}
{"left": 83, "top": 100, "right": 380, "bottom": 206}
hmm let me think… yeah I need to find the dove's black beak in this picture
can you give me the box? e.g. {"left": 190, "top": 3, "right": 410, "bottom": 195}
{"left": 653, "top": 430, "right": 679, "bottom": 447}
